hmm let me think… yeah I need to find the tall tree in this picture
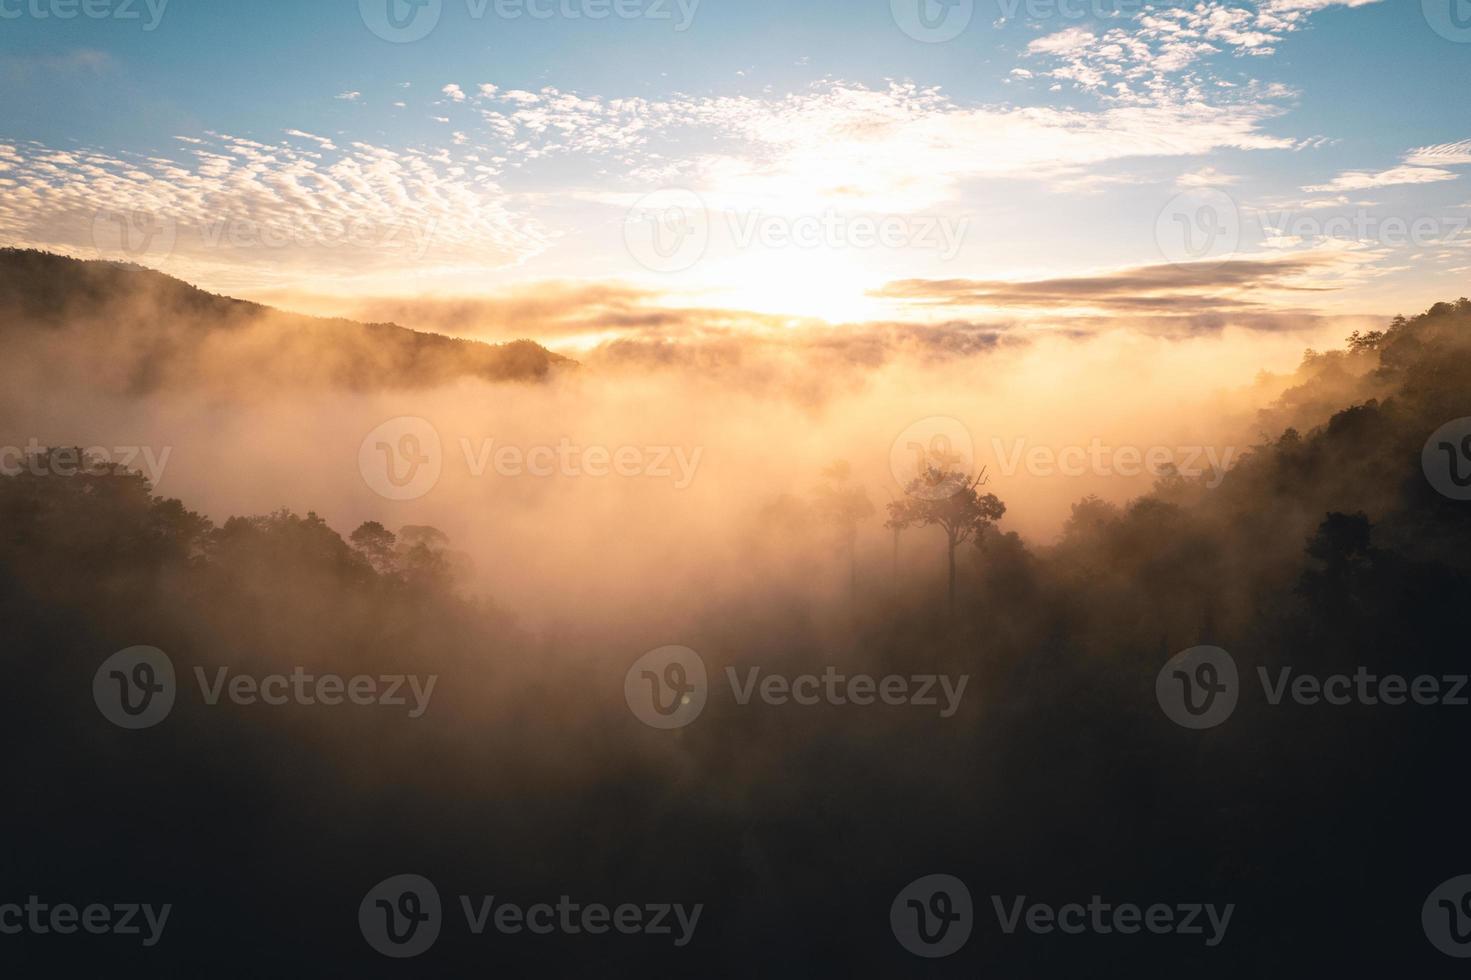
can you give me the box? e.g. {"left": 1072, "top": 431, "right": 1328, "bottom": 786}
{"left": 886, "top": 466, "right": 1005, "bottom": 617}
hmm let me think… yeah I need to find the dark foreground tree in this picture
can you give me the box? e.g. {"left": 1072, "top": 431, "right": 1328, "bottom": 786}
{"left": 886, "top": 465, "right": 1005, "bottom": 616}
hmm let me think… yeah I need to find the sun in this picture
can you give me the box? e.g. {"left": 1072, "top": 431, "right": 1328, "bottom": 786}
{"left": 695, "top": 249, "right": 894, "bottom": 324}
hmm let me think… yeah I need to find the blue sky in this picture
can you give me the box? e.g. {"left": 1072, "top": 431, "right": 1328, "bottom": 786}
{"left": 2, "top": 0, "right": 1469, "bottom": 332}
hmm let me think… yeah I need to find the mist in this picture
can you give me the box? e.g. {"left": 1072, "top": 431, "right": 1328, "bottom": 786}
{"left": 0, "top": 261, "right": 1364, "bottom": 634}
{"left": 4, "top": 251, "right": 1469, "bottom": 977}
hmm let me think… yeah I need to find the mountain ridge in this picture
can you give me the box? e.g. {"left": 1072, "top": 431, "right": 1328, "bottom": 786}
{"left": 0, "top": 248, "right": 575, "bottom": 392}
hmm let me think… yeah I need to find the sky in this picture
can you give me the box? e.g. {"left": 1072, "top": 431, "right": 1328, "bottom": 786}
{"left": 1, "top": 0, "right": 1469, "bottom": 341}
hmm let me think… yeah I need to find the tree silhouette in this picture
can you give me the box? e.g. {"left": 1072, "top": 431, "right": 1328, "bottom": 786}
{"left": 350, "top": 521, "right": 398, "bottom": 575}
{"left": 885, "top": 465, "right": 1005, "bottom": 616}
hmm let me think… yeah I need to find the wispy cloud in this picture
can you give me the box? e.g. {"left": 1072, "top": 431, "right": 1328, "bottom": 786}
{"left": 1405, "top": 139, "right": 1471, "bottom": 167}
{"left": 1303, "top": 165, "right": 1459, "bottom": 193}
{"left": 874, "top": 252, "right": 1367, "bottom": 315}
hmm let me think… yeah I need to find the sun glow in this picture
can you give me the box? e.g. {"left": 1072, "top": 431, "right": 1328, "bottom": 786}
{"left": 691, "top": 250, "right": 900, "bottom": 325}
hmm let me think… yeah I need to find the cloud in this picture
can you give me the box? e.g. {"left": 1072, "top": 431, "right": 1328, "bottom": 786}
{"left": 335, "top": 91, "right": 361, "bottom": 101}
{"left": 1405, "top": 139, "right": 1471, "bottom": 167}
{"left": 287, "top": 275, "right": 1363, "bottom": 387}
{"left": 873, "top": 252, "right": 1362, "bottom": 316}
{"left": 263, "top": 283, "right": 1019, "bottom": 395}
{"left": 1024, "top": 0, "right": 1382, "bottom": 95}
{"left": 312, "top": 281, "right": 661, "bottom": 341}
{"left": 284, "top": 129, "right": 338, "bottom": 151}
{"left": 468, "top": 80, "right": 1293, "bottom": 215}
{"left": 0, "top": 134, "right": 548, "bottom": 290}
{"left": 442, "top": 83, "right": 467, "bottom": 102}
{"left": 1178, "top": 166, "right": 1241, "bottom": 187}
{"left": 1028, "top": 27, "right": 1097, "bottom": 58}
{"left": 1302, "top": 136, "right": 1471, "bottom": 193}
{"left": 1260, "top": 0, "right": 1380, "bottom": 11}
{"left": 1302, "top": 165, "right": 1459, "bottom": 193}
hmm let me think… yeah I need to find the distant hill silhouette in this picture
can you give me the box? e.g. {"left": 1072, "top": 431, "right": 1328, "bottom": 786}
{"left": 0, "top": 249, "right": 574, "bottom": 392}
